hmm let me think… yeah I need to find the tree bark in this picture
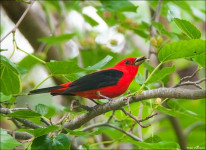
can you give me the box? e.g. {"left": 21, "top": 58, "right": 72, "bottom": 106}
{"left": 63, "top": 88, "right": 206, "bottom": 130}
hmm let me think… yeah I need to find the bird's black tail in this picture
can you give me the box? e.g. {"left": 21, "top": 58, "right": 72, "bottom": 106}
{"left": 29, "top": 85, "right": 63, "bottom": 95}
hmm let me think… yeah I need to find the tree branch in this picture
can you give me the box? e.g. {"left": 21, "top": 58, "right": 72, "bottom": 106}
{"left": 0, "top": 107, "right": 42, "bottom": 129}
{"left": 64, "top": 88, "right": 205, "bottom": 130}
{"left": 7, "top": 130, "right": 33, "bottom": 140}
{"left": 173, "top": 68, "right": 202, "bottom": 88}
{"left": 174, "top": 78, "right": 206, "bottom": 89}
{"left": 168, "top": 116, "right": 187, "bottom": 149}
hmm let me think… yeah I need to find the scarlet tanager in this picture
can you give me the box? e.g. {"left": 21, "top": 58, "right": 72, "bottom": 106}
{"left": 29, "top": 56, "right": 146, "bottom": 99}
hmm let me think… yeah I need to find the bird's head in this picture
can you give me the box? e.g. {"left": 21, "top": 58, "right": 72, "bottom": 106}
{"left": 114, "top": 56, "right": 147, "bottom": 73}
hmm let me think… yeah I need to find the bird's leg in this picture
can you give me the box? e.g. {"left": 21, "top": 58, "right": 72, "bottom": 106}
{"left": 96, "top": 92, "right": 113, "bottom": 103}
{"left": 89, "top": 99, "right": 100, "bottom": 105}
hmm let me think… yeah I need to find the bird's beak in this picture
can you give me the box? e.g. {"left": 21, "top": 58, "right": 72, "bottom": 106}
{"left": 134, "top": 56, "right": 147, "bottom": 66}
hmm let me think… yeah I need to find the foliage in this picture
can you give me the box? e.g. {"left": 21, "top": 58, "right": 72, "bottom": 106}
{"left": 0, "top": 0, "right": 205, "bottom": 150}
{"left": 0, "top": 128, "right": 20, "bottom": 150}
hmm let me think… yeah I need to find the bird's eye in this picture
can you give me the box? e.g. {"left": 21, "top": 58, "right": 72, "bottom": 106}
{"left": 125, "top": 60, "right": 130, "bottom": 65}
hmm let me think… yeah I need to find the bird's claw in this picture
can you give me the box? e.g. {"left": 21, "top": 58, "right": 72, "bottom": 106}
{"left": 108, "top": 98, "right": 113, "bottom": 104}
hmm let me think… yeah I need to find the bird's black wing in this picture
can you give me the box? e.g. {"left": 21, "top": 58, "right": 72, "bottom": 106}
{"left": 60, "top": 69, "right": 123, "bottom": 94}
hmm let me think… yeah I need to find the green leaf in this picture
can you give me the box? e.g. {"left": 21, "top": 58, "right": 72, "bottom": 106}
{"left": 100, "top": 127, "right": 123, "bottom": 140}
{"left": 194, "top": 54, "right": 206, "bottom": 67}
{"left": 146, "top": 66, "right": 176, "bottom": 84}
{"left": 18, "top": 54, "right": 42, "bottom": 70}
{"left": 19, "top": 125, "right": 59, "bottom": 138}
{"left": 31, "top": 134, "right": 71, "bottom": 150}
{"left": 133, "top": 29, "right": 149, "bottom": 39}
{"left": 158, "top": 39, "right": 206, "bottom": 62}
{"left": 46, "top": 60, "right": 84, "bottom": 75}
{"left": 167, "top": 100, "right": 204, "bottom": 121}
{"left": 15, "top": 65, "right": 28, "bottom": 75}
{"left": 80, "top": 48, "right": 117, "bottom": 68}
{"left": 83, "top": 14, "right": 99, "bottom": 27}
{"left": 100, "top": 0, "right": 138, "bottom": 12}
{"left": 87, "top": 129, "right": 102, "bottom": 136}
{"left": 47, "top": 55, "right": 113, "bottom": 75}
{"left": 126, "top": 139, "right": 179, "bottom": 149}
{"left": 86, "top": 55, "right": 113, "bottom": 70}
{"left": 135, "top": 73, "right": 145, "bottom": 85}
{"left": 64, "top": 73, "right": 80, "bottom": 81}
{"left": 174, "top": 18, "right": 201, "bottom": 39}
{"left": 156, "top": 105, "right": 176, "bottom": 117}
{"left": 151, "top": 21, "right": 177, "bottom": 38}
{"left": 0, "top": 128, "right": 21, "bottom": 150}
{"left": 35, "top": 104, "right": 49, "bottom": 116}
{"left": 31, "top": 135, "right": 52, "bottom": 150}
{"left": 64, "top": 128, "right": 101, "bottom": 136}
{"left": 143, "top": 62, "right": 154, "bottom": 73}
{"left": 7, "top": 110, "right": 41, "bottom": 118}
{"left": 52, "top": 133, "right": 71, "bottom": 150}
{"left": 64, "top": 128, "right": 88, "bottom": 136}
{"left": 145, "top": 135, "right": 162, "bottom": 143}
{"left": 39, "top": 33, "right": 75, "bottom": 44}
{"left": 0, "top": 92, "right": 12, "bottom": 102}
{"left": 142, "top": 101, "right": 176, "bottom": 117}
{"left": 83, "top": 144, "right": 90, "bottom": 150}
{"left": 144, "top": 99, "right": 204, "bottom": 121}
{"left": 0, "top": 55, "right": 21, "bottom": 95}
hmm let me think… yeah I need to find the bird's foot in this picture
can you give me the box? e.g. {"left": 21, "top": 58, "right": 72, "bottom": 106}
{"left": 96, "top": 93, "right": 113, "bottom": 104}
{"left": 107, "top": 97, "right": 113, "bottom": 104}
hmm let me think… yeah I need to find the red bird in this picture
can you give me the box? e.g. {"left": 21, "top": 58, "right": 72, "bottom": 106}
{"left": 29, "top": 56, "right": 146, "bottom": 100}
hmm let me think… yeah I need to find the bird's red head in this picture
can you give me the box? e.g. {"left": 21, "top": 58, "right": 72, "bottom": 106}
{"left": 113, "top": 56, "right": 147, "bottom": 73}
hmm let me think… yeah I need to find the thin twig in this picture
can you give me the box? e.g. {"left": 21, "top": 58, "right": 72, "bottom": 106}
{"left": 173, "top": 68, "right": 201, "bottom": 88}
{"left": 179, "top": 69, "right": 200, "bottom": 83}
{"left": 126, "top": 99, "right": 131, "bottom": 114}
{"left": 120, "top": 108, "right": 157, "bottom": 128}
{"left": 138, "top": 112, "right": 158, "bottom": 122}
{"left": 81, "top": 122, "right": 143, "bottom": 142}
{"left": 0, "top": 0, "right": 35, "bottom": 43}
{"left": 177, "top": 82, "right": 202, "bottom": 89}
{"left": 56, "top": 99, "right": 75, "bottom": 125}
{"left": 137, "top": 103, "right": 144, "bottom": 139}
{"left": 120, "top": 108, "right": 145, "bottom": 128}
{"left": 143, "top": 115, "right": 166, "bottom": 127}
{"left": 55, "top": 113, "right": 70, "bottom": 125}
{"left": 174, "top": 78, "right": 206, "bottom": 89}
{"left": 106, "top": 110, "right": 115, "bottom": 123}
